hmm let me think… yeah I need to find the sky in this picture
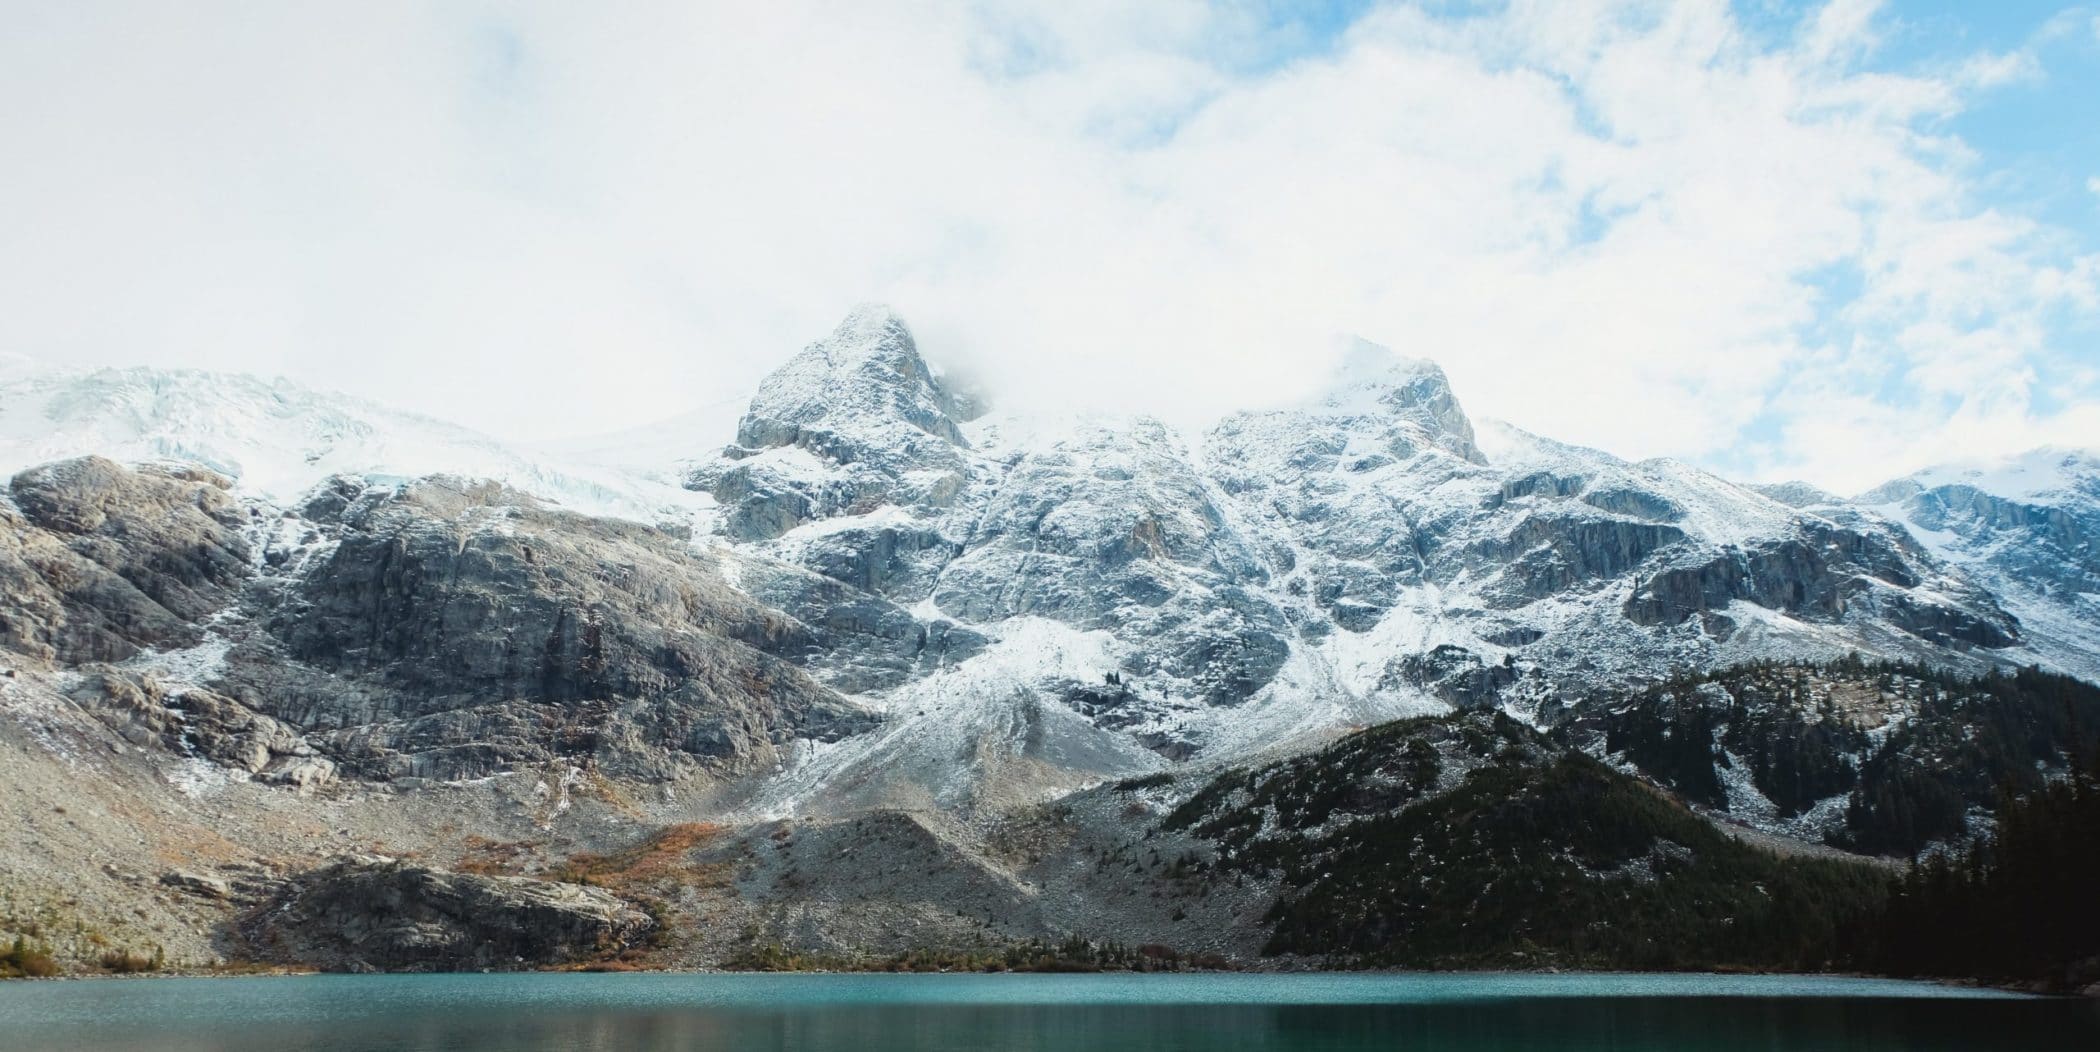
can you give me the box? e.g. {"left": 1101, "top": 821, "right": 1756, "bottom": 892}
{"left": 2, "top": 0, "right": 2096, "bottom": 494}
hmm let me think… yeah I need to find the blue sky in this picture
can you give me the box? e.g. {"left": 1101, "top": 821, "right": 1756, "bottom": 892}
{"left": 1856, "top": 1, "right": 2100, "bottom": 285}
{"left": 1, "top": 1, "right": 2095, "bottom": 492}
{"left": 1724, "top": 0, "right": 2100, "bottom": 481}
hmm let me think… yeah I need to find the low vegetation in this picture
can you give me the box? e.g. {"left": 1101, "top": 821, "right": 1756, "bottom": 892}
{"left": 96, "top": 947, "right": 163, "bottom": 974}
{"left": 727, "top": 936, "right": 1233, "bottom": 973}
{"left": 548, "top": 823, "right": 730, "bottom": 889}
{"left": 1, "top": 889, "right": 168, "bottom": 978}
{"left": 2, "top": 936, "right": 60, "bottom": 979}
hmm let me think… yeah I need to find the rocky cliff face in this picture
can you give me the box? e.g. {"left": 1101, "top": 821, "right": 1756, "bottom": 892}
{"left": 242, "top": 857, "right": 654, "bottom": 971}
{"left": 235, "top": 476, "right": 872, "bottom": 782}
{"left": 2, "top": 459, "right": 874, "bottom": 789}
{"left": 67, "top": 669, "right": 337, "bottom": 793}
{"left": 0, "top": 456, "right": 249, "bottom": 663}
{"left": 639, "top": 310, "right": 2051, "bottom": 814}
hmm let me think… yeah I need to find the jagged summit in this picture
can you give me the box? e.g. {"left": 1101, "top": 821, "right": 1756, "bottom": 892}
{"left": 735, "top": 304, "right": 973, "bottom": 457}
{"left": 1315, "top": 339, "right": 1448, "bottom": 407}
{"left": 7, "top": 306, "right": 2100, "bottom": 981}
{"left": 1290, "top": 338, "right": 1486, "bottom": 466}
{"left": 1874, "top": 446, "right": 2100, "bottom": 505}
{"left": 693, "top": 306, "right": 981, "bottom": 540}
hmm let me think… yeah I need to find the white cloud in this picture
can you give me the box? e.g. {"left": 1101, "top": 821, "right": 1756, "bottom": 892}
{"left": 0, "top": 0, "right": 2093, "bottom": 495}
{"left": 1955, "top": 48, "right": 2042, "bottom": 89}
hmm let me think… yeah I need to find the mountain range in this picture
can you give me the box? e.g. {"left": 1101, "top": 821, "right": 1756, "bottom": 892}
{"left": 2, "top": 307, "right": 2096, "bottom": 978}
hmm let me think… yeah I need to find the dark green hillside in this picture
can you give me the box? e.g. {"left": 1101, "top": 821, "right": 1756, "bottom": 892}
{"left": 1166, "top": 712, "right": 1889, "bottom": 970}
{"left": 1864, "top": 753, "right": 2100, "bottom": 991}
{"left": 1558, "top": 658, "right": 2100, "bottom": 856}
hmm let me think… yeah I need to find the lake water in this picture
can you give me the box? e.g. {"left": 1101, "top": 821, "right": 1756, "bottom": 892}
{"left": 1, "top": 972, "right": 2095, "bottom": 1051}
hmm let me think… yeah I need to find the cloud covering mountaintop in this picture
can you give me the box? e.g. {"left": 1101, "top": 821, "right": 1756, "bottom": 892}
{"left": 2, "top": 1, "right": 2096, "bottom": 494}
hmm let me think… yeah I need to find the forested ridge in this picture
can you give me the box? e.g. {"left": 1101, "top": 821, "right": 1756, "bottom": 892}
{"left": 1556, "top": 657, "right": 2100, "bottom": 856}
{"left": 1163, "top": 660, "right": 2100, "bottom": 990}
{"left": 1860, "top": 751, "right": 2100, "bottom": 990}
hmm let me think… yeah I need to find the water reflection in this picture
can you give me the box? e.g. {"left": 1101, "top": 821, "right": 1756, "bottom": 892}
{"left": 4, "top": 975, "right": 2095, "bottom": 1052}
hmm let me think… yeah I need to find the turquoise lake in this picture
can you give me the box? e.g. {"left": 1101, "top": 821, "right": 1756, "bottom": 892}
{"left": 1, "top": 972, "right": 2095, "bottom": 1050}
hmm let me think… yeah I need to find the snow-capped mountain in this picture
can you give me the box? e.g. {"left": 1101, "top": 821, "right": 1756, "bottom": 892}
{"left": 0, "top": 356, "right": 705, "bottom": 526}
{"left": 3, "top": 308, "right": 2093, "bottom": 819}
{"left": 667, "top": 307, "right": 2080, "bottom": 814}
{"left": 1855, "top": 447, "right": 2100, "bottom": 680}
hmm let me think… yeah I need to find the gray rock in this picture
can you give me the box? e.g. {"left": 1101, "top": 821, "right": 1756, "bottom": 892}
{"left": 1385, "top": 644, "right": 1522, "bottom": 709}
{"left": 1476, "top": 515, "right": 1687, "bottom": 606}
{"left": 927, "top": 418, "right": 1290, "bottom": 706}
{"left": 690, "top": 306, "right": 978, "bottom": 541}
{"left": 1846, "top": 451, "right": 2100, "bottom": 681}
{"left": 0, "top": 457, "right": 249, "bottom": 663}
{"left": 5, "top": 312, "right": 2084, "bottom": 821}
{"left": 244, "top": 857, "right": 654, "bottom": 971}
{"left": 159, "top": 870, "right": 232, "bottom": 899}
{"left": 67, "top": 670, "right": 338, "bottom": 791}
{"left": 735, "top": 304, "right": 974, "bottom": 455}
{"left": 784, "top": 522, "right": 959, "bottom": 602}
{"left": 731, "top": 556, "right": 986, "bottom": 694}
{"left": 1581, "top": 486, "right": 1686, "bottom": 523}
{"left": 236, "top": 476, "right": 875, "bottom": 782}
{"left": 1624, "top": 521, "right": 2018, "bottom": 650}
{"left": 1751, "top": 480, "right": 1841, "bottom": 508}
{"left": 260, "top": 756, "right": 339, "bottom": 795}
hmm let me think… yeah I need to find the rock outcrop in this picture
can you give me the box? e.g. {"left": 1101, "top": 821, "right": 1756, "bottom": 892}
{"left": 2, "top": 308, "right": 2097, "bottom": 980}
{"left": 2, "top": 458, "right": 877, "bottom": 790}
{"left": 69, "top": 670, "right": 337, "bottom": 793}
{"left": 244, "top": 858, "right": 654, "bottom": 971}
{"left": 234, "top": 476, "right": 874, "bottom": 782}
{"left": 0, "top": 457, "right": 249, "bottom": 663}
{"left": 670, "top": 312, "right": 2049, "bottom": 809}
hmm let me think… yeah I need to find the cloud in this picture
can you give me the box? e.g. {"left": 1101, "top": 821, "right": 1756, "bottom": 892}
{"left": 0, "top": 0, "right": 2093, "bottom": 495}
{"left": 1954, "top": 48, "right": 2041, "bottom": 89}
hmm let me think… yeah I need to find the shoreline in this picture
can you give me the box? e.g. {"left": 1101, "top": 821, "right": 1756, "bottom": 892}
{"left": 6, "top": 966, "right": 2075, "bottom": 999}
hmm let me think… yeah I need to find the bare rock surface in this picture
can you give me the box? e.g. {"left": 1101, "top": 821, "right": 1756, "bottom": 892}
{"left": 241, "top": 857, "right": 654, "bottom": 971}
{"left": 232, "top": 475, "right": 874, "bottom": 782}
{"left": 1, "top": 456, "right": 249, "bottom": 663}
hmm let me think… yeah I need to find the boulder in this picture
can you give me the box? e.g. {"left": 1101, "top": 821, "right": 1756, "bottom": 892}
{"left": 160, "top": 870, "right": 232, "bottom": 899}
{"left": 244, "top": 857, "right": 654, "bottom": 971}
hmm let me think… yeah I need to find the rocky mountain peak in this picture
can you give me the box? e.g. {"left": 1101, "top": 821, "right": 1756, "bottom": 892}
{"left": 1310, "top": 339, "right": 1486, "bottom": 465}
{"left": 695, "top": 307, "right": 980, "bottom": 540}
{"left": 734, "top": 304, "right": 972, "bottom": 457}
{"left": 1751, "top": 480, "right": 1843, "bottom": 509}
